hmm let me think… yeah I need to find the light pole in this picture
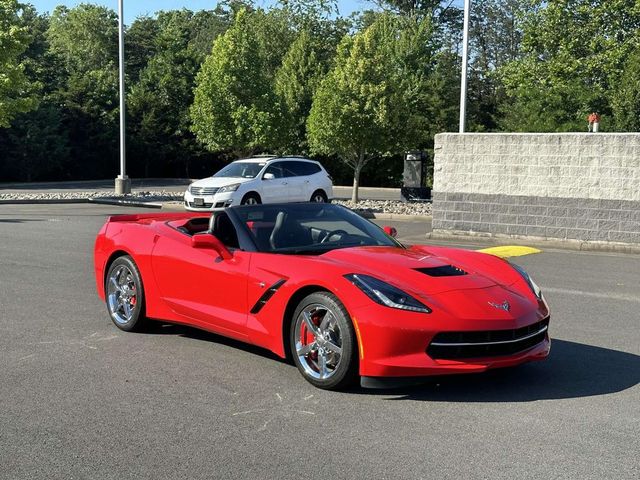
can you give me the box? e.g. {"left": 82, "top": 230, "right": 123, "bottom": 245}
{"left": 459, "top": 0, "right": 470, "bottom": 133}
{"left": 115, "top": 0, "right": 131, "bottom": 194}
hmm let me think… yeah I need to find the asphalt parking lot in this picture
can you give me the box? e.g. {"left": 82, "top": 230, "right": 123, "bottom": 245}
{"left": 1, "top": 204, "right": 638, "bottom": 479}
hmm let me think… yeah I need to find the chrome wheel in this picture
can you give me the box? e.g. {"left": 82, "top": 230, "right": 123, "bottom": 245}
{"left": 294, "top": 303, "right": 343, "bottom": 380}
{"left": 107, "top": 264, "right": 138, "bottom": 325}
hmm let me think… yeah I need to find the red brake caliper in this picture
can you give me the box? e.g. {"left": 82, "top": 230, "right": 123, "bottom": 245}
{"left": 305, "top": 313, "right": 320, "bottom": 362}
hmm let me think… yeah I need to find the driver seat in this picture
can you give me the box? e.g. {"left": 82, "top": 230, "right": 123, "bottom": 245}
{"left": 209, "top": 212, "right": 239, "bottom": 249}
{"left": 270, "top": 211, "right": 312, "bottom": 249}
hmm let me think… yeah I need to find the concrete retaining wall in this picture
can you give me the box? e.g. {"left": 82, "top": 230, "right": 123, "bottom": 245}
{"left": 432, "top": 133, "right": 640, "bottom": 245}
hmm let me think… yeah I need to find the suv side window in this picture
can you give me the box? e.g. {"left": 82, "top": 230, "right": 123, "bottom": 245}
{"left": 264, "top": 162, "right": 284, "bottom": 179}
{"left": 280, "top": 162, "right": 298, "bottom": 178}
{"left": 289, "top": 161, "right": 321, "bottom": 177}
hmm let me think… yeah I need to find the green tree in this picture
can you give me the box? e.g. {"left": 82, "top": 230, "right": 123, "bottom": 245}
{"left": 394, "top": 15, "right": 451, "bottom": 147}
{"left": 372, "top": 0, "right": 462, "bottom": 41}
{"left": 610, "top": 47, "right": 640, "bottom": 131}
{"left": 0, "top": 104, "right": 69, "bottom": 181}
{"left": 0, "top": 0, "right": 38, "bottom": 127}
{"left": 191, "top": 8, "right": 287, "bottom": 155}
{"left": 307, "top": 15, "right": 406, "bottom": 202}
{"left": 47, "top": 4, "right": 118, "bottom": 75}
{"left": 47, "top": 4, "right": 120, "bottom": 178}
{"left": 128, "top": 9, "right": 224, "bottom": 177}
{"left": 0, "top": 5, "right": 70, "bottom": 181}
{"left": 467, "top": 0, "right": 527, "bottom": 131}
{"left": 499, "top": 0, "right": 640, "bottom": 132}
{"left": 126, "top": 15, "right": 159, "bottom": 84}
{"left": 274, "top": 0, "right": 349, "bottom": 153}
{"left": 274, "top": 29, "right": 328, "bottom": 152}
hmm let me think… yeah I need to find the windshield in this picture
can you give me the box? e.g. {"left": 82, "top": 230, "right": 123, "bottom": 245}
{"left": 231, "top": 203, "right": 402, "bottom": 254}
{"left": 214, "top": 162, "right": 265, "bottom": 179}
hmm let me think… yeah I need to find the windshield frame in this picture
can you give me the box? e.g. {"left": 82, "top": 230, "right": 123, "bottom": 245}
{"left": 228, "top": 203, "right": 404, "bottom": 255}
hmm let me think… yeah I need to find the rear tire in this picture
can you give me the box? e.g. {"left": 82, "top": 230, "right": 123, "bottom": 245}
{"left": 105, "top": 256, "right": 147, "bottom": 332}
{"left": 290, "top": 292, "right": 358, "bottom": 390}
{"left": 241, "top": 192, "right": 261, "bottom": 205}
{"left": 310, "top": 190, "right": 328, "bottom": 203}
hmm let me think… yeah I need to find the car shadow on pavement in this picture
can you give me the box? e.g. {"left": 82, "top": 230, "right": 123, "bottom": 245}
{"left": 0, "top": 218, "right": 46, "bottom": 223}
{"left": 376, "top": 339, "right": 640, "bottom": 402}
{"left": 144, "top": 322, "right": 287, "bottom": 363}
{"left": 141, "top": 325, "right": 639, "bottom": 401}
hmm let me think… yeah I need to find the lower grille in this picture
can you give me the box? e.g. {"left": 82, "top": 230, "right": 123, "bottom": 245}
{"left": 427, "top": 318, "right": 549, "bottom": 360}
{"left": 187, "top": 201, "right": 213, "bottom": 209}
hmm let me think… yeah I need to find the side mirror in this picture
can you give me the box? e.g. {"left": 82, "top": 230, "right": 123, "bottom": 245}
{"left": 383, "top": 226, "right": 397, "bottom": 238}
{"left": 263, "top": 172, "right": 275, "bottom": 180}
{"left": 191, "top": 234, "right": 233, "bottom": 260}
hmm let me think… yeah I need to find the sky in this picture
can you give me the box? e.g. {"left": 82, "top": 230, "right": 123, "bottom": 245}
{"left": 28, "top": 0, "right": 374, "bottom": 23}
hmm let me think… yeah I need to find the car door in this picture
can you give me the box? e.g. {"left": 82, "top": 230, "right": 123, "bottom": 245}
{"left": 150, "top": 228, "right": 250, "bottom": 339}
{"left": 294, "top": 161, "right": 323, "bottom": 200}
{"left": 260, "top": 162, "right": 290, "bottom": 203}
{"left": 281, "top": 161, "right": 307, "bottom": 201}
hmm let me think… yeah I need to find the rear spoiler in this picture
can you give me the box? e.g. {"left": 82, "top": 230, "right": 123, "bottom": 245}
{"left": 107, "top": 212, "right": 208, "bottom": 223}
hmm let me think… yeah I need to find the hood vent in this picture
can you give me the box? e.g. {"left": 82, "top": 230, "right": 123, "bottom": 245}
{"left": 415, "top": 265, "right": 467, "bottom": 277}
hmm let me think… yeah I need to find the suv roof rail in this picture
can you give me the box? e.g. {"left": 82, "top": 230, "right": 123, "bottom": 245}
{"left": 271, "top": 155, "right": 316, "bottom": 160}
{"left": 243, "top": 154, "right": 317, "bottom": 162}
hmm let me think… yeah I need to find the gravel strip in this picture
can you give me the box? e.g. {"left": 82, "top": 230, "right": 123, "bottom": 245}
{"left": 0, "top": 191, "right": 183, "bottom": 202}
{"left": 0, "top": 191, "right": 432, "bottom": 216}
{"left": 333, "top": 199, "right": 432, "bottom": 217}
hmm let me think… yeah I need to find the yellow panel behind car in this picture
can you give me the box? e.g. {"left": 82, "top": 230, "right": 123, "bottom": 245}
{"left": 477, "top": 245, "right": 542, "bottom": 259}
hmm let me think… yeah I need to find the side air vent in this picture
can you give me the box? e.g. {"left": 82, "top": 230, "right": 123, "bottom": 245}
{"left": 415, "top": 265, "right": 467, "bottom": 277}
{"left": 250, "top": 279, "right": 286, "bottom": 314}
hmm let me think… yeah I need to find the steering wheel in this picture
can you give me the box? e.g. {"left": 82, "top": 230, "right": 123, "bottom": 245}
{"left": 320, "top": 229, "right": 348, "bottom": 243}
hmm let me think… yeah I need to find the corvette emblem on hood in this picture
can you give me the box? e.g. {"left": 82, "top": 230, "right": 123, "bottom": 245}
{"left": 488, "top": 300, "right": 510, "bottom": 312}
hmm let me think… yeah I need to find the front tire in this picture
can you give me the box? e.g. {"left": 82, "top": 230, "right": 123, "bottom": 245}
{"left": 290, "top": 292, "right": 358, "bottom": 390}
{"left": 241, "top": 192, "right": 261, "bottom": 205}
{"left": 105, "top": 256, "right": 147, "bottom": 332}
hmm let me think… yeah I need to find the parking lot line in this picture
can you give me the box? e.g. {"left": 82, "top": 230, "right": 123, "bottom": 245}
{"left": 544, "top": 286, "right": 640, "bottom": 304}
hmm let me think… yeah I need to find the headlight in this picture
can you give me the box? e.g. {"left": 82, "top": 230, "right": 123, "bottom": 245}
{"left": 218, "top": 183, "right": 241, "bottom": 193}
{"left": 344, "top": 274, "right": 431, "bottom": 313}
{"left": 511, "top": 263, "right": 543, "bottom": 300}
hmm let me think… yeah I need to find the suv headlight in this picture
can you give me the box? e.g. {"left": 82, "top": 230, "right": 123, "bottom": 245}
{"left": 218, "top": 183, "right": 241, "bottom": 193}
{"left": 344, "top": 274, "right": 431, "bottom": 313}
{"left": 511, "top": 263, "right": 543, "bottom": 300}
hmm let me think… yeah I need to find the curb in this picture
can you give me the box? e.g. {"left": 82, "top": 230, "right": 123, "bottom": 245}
{"left": 0, "top": 198, "right": 89, "bottom": 205}
{"left": 0, "top": 198, "right": 167, "bottom": 209}
{"left": 427, "top": 232, "right": 640, "bottom": 255}
{"left": 0, "top": 178, "right": 193, "bottom": 189}
{"left": 88, "top": 198, "right": 163, "bottom": 209}
{"left": 357, "top": 212, "right": 432, "bottom": 221}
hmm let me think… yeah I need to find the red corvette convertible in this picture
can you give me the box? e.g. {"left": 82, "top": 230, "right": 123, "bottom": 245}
{"left": 94, "top": 203, "right": 550, "bottom": 390}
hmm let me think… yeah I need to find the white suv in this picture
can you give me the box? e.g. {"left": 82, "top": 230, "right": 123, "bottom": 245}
{"left": 184, "top": 156, "right": 334, "bottom": 211}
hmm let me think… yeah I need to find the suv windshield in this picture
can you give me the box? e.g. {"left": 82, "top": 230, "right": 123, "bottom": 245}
{"left": 231, "top": 203, "right": 402, "bottom": 254}
{"left": 214, "top": 162, "right": 265, "bottom": 179}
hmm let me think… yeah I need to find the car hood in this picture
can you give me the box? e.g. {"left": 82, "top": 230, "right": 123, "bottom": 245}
{"left": 320, "top": 245, "right": 520, "bottom": 296}
{"left": 319, "top": 245, "right": 537, "bottom": 320}
{"left": 190, "top": 177, "right": 254, "bottom": 188}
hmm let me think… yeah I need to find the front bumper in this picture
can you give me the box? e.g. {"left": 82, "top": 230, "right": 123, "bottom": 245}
{"left": 352, "top": 302, "right": 550, "bottom": 378}
{"left": 184, "top": 190, "right": 235, "bottom": 211}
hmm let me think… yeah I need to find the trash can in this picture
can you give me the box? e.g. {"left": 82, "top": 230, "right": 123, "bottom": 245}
{"left": 401, "top": 151, "right": 431, "bottom": 201}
